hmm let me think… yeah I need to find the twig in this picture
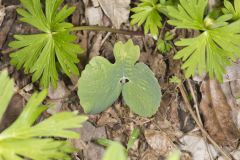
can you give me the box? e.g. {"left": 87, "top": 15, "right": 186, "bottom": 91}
{"left": 178, "top": 83, "right": 233, "bottom": 160}
{"left": 71, "top": 26, "right": 144, "bottom": 36}
{"left": 187, "top": 80, "right": 202, "bottom": 125}
{"left": 187, "top": 80, "right": 214, "bottom": 160}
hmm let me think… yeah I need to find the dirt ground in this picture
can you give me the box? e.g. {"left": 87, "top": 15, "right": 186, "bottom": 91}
{"left": 0, "top": 0, "right": 240, "bottom": 160}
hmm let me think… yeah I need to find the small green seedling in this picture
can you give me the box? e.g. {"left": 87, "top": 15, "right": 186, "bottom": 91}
{"left": 127, "top": 128, "right": 140, "bottom": 151}
{"left": 131, "top": 0, "right": 165, "bottom": 38}
{"left": 130, "top": 0, "right": 178, "bottom": 38}
{"left": 0, "top": 71, "right": 87, "bottom": 160}
{"left": 97, "top": 128, "right": 140, "bottom": 160}
{"left": 9, "top": 0, "right": 83, "bottom": 88}
{"left": 78, "top": 40, "right": 161, "bottom": 117}
{"left": 157, "top": 31, "right": 174, "bottom": 53}
{"left": 167, "top": 0, "right": 240, "bottom": 81}
{"left": 169, "top": 76, "right": 181, "bottom": 85}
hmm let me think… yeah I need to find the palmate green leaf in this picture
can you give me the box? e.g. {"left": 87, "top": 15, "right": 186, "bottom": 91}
{"left": 78, "top": 40, "right": 161, "bottom": 117}
{"left": 223, "top": 0, "right": 240, "bottom": 20}
{"left": 0, "top": 71, "right": 88, "bottom": 160}
{"left": 130, "top": 0, "right": 165, "bottom": 38}
{"left": 167, "top": 0, "right": 240, "bottom": 81}
{"left": 9, "top": 0, "right": 83, "bottom": 88}
{"left": 167, "top": 0, "right": 207, "bottom": 30}
{"left": 0, "top": 70, "right": 14, "bottom": 121}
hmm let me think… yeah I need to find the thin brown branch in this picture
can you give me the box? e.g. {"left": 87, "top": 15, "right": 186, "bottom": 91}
{"left": 71, "top": 26, "right": 144, "bottom": 36}
{"left": 178, "top": 83, "right": 233, "bottom": 160}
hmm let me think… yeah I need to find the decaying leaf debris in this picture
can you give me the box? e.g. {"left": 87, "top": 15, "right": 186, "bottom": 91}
{"left": 200, "top": 79, "right": 240, "bottom": 149}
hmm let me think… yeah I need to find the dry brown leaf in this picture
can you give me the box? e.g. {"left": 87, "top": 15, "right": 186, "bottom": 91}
{"left": 85, "top": 7, "right": 103, "bottom": 25}
{"left": 89, "top": 33, "right": 103, "bottom": 59}
{"left": 200, "top": 79, "right": 240, "bottom": 148}
{"left": 91, "top": 0, "right": 100, "bottom": 7}
{"left": 144, "top": 129, "right": 176, "bottom": 156}
{"left": 140, "top": 149, "right": 159, "bottom": 160}
{"left": 180, "top": 135, "right": 218, "bottom": 160}
{"left": 0, "top": 6, "right": 16, "bottom": 48}
{"left": 0, "top": 94, "right": 24, "bottom": 131}
{"left": 97, "top": 0, "right": 130, "bottom": 28}
{"left": 47, "top": 81, "right": 70, "bottom": 114}
{"left": 0, "top": 4, "right": 5, "bottom": 26}
{"left": 221, "top": 83, "right": 240, "bottom": 129}
{"left": 218, "top": 149, "right": 240, "bottom": 160}
{"left": 71, "top": 121, "right": 106, "bottom": 160}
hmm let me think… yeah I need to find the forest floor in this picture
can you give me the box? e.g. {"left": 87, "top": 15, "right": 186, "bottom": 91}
{"left": 0, "top": 0, "right": 240, "bottom": 160}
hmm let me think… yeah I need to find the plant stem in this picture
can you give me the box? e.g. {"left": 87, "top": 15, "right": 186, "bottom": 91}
{"left": 71, "top": 26, "right": 144, "bottom": 36}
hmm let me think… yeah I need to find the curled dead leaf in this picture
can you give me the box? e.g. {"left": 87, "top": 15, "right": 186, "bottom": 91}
{"left": 144, "top": 129, "right": 176, "bottom": 156}
{"left": 200, "top": 79, "right": 240, "bottom": 149}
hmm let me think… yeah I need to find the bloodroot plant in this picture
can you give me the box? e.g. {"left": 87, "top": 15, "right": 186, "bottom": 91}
{"left": 78, "top": 40, "right": 161, "bottom": 117}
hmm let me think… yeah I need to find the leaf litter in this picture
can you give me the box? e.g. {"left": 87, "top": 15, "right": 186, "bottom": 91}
{"left": 1, "top": 0, "right": 240, "bottom": 160}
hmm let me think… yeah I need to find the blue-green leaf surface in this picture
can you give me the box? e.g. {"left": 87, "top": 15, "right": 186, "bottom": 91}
{"left": 78, "top": 40, "right": 161, "bottom": 117}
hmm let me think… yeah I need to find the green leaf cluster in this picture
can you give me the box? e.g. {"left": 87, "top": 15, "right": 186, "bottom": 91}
{"left": 78, "top": 40, "right": 161, "bottom": 117}
{"left": 223, "top": 0, "right": 240, "bottom": 20}
{"left": 157, "top": 31, "right": 174, "bottom": 53}
{"left": 167, "top": 0, "right": 240, "bottom": 81}
{"left": 131, "top": 0, "right": 164, "bottom": 38}
{"left": 169, "top": 76, "right": 181, "bottom": 85}
{"left": 0, "top": 71, "right": 87, "bottom": 160}
{"left": 9, "top": 0, "right": 83, "bottom": 88}
{"left": 130, "top": 0, "right": 178, "bottom": 38}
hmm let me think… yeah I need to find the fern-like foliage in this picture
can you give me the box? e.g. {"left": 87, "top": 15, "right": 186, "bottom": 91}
{"left": 9, "top": 0, "right": 83, "bottom": 88}
{"left": 0, "top": 71, "right": 87, "bottom": 160}
{"left": 130, "top": 0, "right": 178, "bottom": 38}
{"left": 131, "top": 0, "right": 162, "bottom": 38}
{"left": 223, "top": 0, "right": 240, "bottom": 20}
{"left": 130, "top": 0, "right": 164, "bottom": 38}
{"left": 167, "top": 0, "right": 240, "bottom": 81}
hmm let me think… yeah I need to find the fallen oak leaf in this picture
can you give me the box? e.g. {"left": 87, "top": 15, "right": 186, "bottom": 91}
{"left": 200, "top": 79, "right": 240, "bottom": 149}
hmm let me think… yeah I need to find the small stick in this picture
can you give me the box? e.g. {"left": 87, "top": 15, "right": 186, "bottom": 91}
{"left": 178, "top": 83, "right": 233, "bottom": 160}
{"left": 187, "top": 80, "right": 202, "bottom": 125}
{"left": 71, "top": 26, "right": 144, "bottom": 36}
{"left": 187, "top": 79, "right": 214, "bottom": 160}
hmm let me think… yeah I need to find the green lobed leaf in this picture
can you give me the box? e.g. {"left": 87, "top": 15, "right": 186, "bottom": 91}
{"left": 167, "top": 0, "right": 240, "bottom": 81}
{"left": 0, "top": 70, "right": 14, "bottom": 121}
{"left": 223, "top": 0, "right": 240, "bottom": 20}
{"left": 167, "top": 0, "right": 207, "bottom": 30}
{"left": 130, "top": 0, "right": 165, "bottom": 38}
{"left": 0, "top": 73, "right": 88, "bottom": 160}
{"left": 78, "top": 40, "right": 161, "bottom": 117}
{"left": 9, "top": 0, "right": 83, "bottom": 88}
